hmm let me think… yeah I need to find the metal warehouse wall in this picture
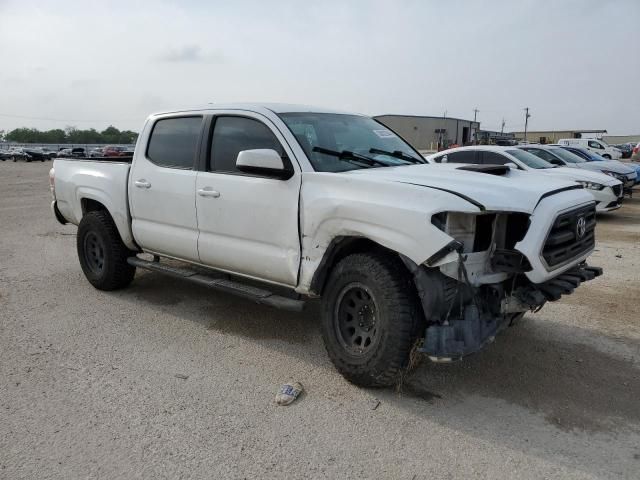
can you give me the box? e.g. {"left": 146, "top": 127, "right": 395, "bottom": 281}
{"left": 375, "top": 115, "right": 479, "bottom": 151}
{"left": 602, "top": 135, "right": 640, "bottom": 144}
{"left": 512, "top": 131, "right": 578, "bottom": 143}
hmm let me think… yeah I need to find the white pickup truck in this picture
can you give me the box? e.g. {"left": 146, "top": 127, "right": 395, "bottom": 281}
{"left": 50, "top": 103, "right": 602, "bottom": 387}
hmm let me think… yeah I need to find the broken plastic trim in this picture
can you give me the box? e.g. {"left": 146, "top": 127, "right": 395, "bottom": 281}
{"left": 424, "top": 240, "right": 463, "bottom": 266}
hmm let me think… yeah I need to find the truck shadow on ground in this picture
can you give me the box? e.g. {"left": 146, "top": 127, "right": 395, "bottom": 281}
{"left": 401, "top": 319, "right": 640, "bottom": 434}
{"left": 123, "top": 271, "right": 321, "bottom": 347}
{"left": 122, "top": 271, "right": 640, "bottom": 435}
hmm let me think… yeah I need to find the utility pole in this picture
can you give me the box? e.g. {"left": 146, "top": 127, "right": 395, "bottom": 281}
{"left": 470, "top": 109, "right": 479, "bottom": 144}
{"left": 524, "top": 107, "right": 531, "bottom": 143}
{"left": 501, "top": 118, "right": 505, "bottom": 134}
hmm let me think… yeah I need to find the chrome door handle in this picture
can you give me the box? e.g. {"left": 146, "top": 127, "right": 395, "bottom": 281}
{"left": 134, "top": 180, "right": 151, "bottom": 189}
{"left": 197, "top": 188, "right": 220, "bottom": 198}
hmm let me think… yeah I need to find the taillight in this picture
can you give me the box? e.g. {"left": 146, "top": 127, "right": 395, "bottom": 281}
{"left": 49, "top": 167, "right": 55, "bottom": 199}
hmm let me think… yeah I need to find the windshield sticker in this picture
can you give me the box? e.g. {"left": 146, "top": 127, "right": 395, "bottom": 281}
{"left": 373, "top": 129, "right": 396, "bottom": 139}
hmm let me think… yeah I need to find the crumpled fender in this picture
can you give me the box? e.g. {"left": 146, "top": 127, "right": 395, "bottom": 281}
{"left": 296, "top": 173, "right": 480, "bottom": 293}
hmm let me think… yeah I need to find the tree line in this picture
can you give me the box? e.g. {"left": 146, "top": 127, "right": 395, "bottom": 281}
{"left": 0, "top": 126, "right": 138, "bottom": 145}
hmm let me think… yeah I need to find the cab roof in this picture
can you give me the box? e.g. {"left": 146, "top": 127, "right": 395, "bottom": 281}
{"left": 150, "top": 103, "right": 360, "bottom": 117}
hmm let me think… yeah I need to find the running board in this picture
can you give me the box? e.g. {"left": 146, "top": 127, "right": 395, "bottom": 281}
{"left": 127, "top": 257, "right": 305, "bottom": 312}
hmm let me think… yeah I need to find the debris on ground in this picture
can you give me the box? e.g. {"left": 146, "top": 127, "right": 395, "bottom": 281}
{"left": 174, "top": 373, "right": 189, "bottom": 380}
{"left": 369, "top": 398, "right": 381, "bottom": 410}
{"left": 275, "top": 382, "right": 303, "bottom": 406}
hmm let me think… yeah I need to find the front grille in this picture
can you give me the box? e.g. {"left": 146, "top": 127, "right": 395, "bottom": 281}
{"left": 542, "top": 204, "right": 596, "bottom": 268}
{"left": 612, "top": 184, "right": 622, "bottom": 197}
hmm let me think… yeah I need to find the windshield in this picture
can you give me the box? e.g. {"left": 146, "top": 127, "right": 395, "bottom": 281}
{"left": 549, "top": 147, "right": 586, "bottom": 164}
{"left": 505, "top": 149, "right": 554, "bottom": 169}
{"left": 278, "top": 112, "right": 424, "bottom": 172}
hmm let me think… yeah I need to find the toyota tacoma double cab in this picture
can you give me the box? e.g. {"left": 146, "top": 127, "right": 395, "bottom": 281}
{"left": 50, "top": 103, "right": 602, "bottom": 387}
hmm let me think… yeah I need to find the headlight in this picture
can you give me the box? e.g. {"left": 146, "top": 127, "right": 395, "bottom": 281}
{"left": 601, "top": 170, "right": 623, "bottom": 181}
{"left": 576, "top": 180, "right": 605, "bottom": 190}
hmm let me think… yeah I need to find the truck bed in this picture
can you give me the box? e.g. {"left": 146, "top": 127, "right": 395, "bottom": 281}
{"left": 52, "top": 158, "right": 136, "bottom": 249}
{"left": 57, "top": 156, "right": 133, "bottom": 163}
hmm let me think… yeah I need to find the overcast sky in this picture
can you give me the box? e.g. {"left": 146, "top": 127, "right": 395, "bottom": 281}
{"left": 1, "top": 0, "right": 638, "bottom": 134}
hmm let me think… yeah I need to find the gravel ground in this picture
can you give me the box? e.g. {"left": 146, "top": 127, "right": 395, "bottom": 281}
{"left": 1, "top": 161, "right": 639, "bottom": 479}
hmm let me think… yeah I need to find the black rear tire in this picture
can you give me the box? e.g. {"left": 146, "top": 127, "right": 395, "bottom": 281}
{"left": 77, "top": 210, "right": 136, "bottom": 290}
{"left": 320, "top": 252, "right": 422, "bottom": 387}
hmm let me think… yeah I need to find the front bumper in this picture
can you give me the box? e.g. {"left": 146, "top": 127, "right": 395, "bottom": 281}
{"left": 592, "top": 185, "right": 621, "bottom": 212}
{"left": 599, "top": 200, "right": 622, "bottom": 212}
{"left": 420, "top": 262, "right": 603, "bottom": 361}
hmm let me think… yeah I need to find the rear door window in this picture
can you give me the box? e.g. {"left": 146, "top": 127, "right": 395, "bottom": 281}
{"left": 446, "top": 151, "right": 478, "bottom": 163}
{"left": 147, "top": 117, "right": 202, "bottom": 169}
{"left": 480, "top": 151, "right": 509, "bottom": 165}
{"left": 209, "top": 116, "right": 286, "bottom": 173}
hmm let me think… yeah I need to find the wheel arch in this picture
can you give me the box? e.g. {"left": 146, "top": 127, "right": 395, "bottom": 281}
{"left": 76, "top": 192, "right": 138, "bottom": 251}
{"left": 309, "top": 236, "right": 412, "bottom": 296}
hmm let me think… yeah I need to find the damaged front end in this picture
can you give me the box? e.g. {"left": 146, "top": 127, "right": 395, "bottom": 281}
{"left": 405, "top": 207, "right": 601, "bottom": 362}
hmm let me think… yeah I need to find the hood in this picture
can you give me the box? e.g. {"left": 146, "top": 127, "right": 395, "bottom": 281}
{"left": 538, "top": 166, "right": 620, "bottom": 186}
{"left": 576, "top": 160, "right": 635, "bottom": 175}
{"left": 344, "top": 164, "right": 584, "bottom": 213}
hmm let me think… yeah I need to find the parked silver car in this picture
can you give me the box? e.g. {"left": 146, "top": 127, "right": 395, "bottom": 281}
{"left": 518, "top": 145, "right": 637, "bottom": 191}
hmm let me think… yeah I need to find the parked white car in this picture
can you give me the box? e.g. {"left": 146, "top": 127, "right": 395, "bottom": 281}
{"left": 50, "top": 104, "right": 602, "bottom": 386}
{"left": 558, "top": 138, "right": 622, "bottom": 160}
{"left": 427, "top": 145, "right": 624, "bottom": 212}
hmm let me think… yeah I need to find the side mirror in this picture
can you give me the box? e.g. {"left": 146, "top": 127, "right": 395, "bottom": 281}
{"left": 505, "top": 162, "right": 518, "bottom": 170}
{"left": 236, "top": 149, "right": 293, "bottom": 179}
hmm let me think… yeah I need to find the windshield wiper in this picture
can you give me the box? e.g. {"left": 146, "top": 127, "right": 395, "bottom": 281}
{"left": 369, "top": 148, "right": 425, "bottom": 164}
{"left": 312, "top": 146, "right": 389, "bottom": 167}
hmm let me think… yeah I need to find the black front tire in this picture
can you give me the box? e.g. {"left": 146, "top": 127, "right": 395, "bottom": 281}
{"left": 77, "top": 210, "right": 136, "bottom": 291}
{"left": 320, "top": 252, "right": 422, "bottom": 387}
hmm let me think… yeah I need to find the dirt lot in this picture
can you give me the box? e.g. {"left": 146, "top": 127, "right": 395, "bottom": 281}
{"left": 1, "top": 161, "right": 639, "bottom": 479}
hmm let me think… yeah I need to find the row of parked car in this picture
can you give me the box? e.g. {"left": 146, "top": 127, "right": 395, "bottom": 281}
{"left": 611, "top": 142, "right": 640, "bottom": 159}
{"left": 0, "top": 145, "right": 134, "bottom": 162}
{"left": 427, "top": 142, "right": 639, "bottom": 212}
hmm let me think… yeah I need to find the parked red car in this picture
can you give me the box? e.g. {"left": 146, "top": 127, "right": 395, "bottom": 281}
{"left": 102, "top": 146, "right": 128, "bottom": 157}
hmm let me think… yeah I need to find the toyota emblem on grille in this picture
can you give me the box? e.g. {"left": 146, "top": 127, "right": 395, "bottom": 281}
{"left": 576, "top": 216, "right": 587, "bottom": 239}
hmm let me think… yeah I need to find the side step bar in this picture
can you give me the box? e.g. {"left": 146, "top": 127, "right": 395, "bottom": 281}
{"left": 127, "top": 256, "right": 305, "bottom": 312}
